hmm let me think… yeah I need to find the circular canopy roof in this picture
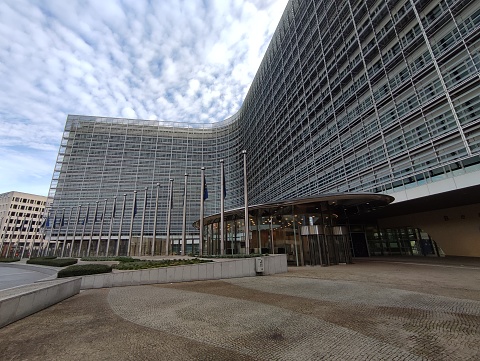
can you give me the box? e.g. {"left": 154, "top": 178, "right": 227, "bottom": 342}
{"left": 194, "top": 193, "right": 394, "bottom": 228}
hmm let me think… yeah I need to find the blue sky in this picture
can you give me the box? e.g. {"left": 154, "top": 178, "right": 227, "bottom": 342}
{"left": 0, "top": 0, "right": 288, "bottom": 196}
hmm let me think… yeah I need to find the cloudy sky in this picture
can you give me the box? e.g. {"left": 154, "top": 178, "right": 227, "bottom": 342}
{"left": 0, "top": 0, "right": 288, "bottom": 196}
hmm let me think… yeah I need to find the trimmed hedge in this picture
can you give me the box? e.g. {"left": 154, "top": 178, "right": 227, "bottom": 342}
{"left": 114, "top": 258, "right": 211, "bottom": 270}
{"left": 27, "top": 257, "right": 78, "bottom": 267}
{"left": 58, "top": 264, "right": 112, "bottom": 278}
{"left": 80, "top": 256, "right": 139, "bottom": 262}
{"left": 199, "top": 254, "right": 267, "bottom": 259}
{"left": 0, "top": 257, "right": 20, "bottom": 263}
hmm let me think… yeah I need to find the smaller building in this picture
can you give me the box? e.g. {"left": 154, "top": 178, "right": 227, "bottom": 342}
{"left": 0, "top": 191, "right": 47, "bottom": 258}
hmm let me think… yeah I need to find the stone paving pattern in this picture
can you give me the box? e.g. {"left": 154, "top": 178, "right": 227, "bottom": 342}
{"left": 0, "top": 258, "right": 479, "bottom": 360}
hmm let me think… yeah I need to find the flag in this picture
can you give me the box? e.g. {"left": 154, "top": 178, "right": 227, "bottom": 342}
{"left": 61, "top": 213, "right": 65, "bottom": 227}
{"left": 52, "top": 214, "right": 57, "bottom": 229}
{"left": 112, "top": 200, "right": 116, "bottom": 218}
{"left": 45, "top": 217, "right": 50, "bottom": 228}
{"left": 169, "top": 189, "right": 173, "bottom": 209}
{"left": 133, "top": 196, "right": 137, "bottom": 216}
{"left": 203, "top": 176, "right": 208, "bottom": 200}
{"left": 94, "top": 206, "right": 98, "bottom": 223}
{"left": 82, "top": 206, "right": 89, "bottom": 225}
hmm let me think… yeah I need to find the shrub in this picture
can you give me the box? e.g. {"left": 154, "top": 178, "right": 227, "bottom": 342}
{"left": 58, "top": 264, "right": 112, "bottom": 278}
{"left": 0, "top": 257, "right": 20, "bottom": 263}
{"left": 114, "top": 258, "right": 211, "bottom": 270}
{"left": 27, "top": 258, "right": 78, "bottom": 267}
{"left": 80, "top": 256, "right": 138, "bottom": 262}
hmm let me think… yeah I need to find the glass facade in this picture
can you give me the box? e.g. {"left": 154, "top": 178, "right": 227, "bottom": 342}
{"left": 47, "top": 0, "right": 480, "bottom": 258}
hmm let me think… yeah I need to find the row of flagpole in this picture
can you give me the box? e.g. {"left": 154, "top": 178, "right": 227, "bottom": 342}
{"left": 0, "top": 150, "right": 249, "bottom": 258}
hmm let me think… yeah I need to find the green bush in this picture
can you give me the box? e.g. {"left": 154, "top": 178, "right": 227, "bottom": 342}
{"left": 114, "top": 258, "right": 211, "bottom": 270}
{"left": 27, "top": 258, "right": 78, "bottom": 267}
{"left": 30, "top": 256, "right": 57, "bottom": 260}
{"left": 0, "top": 257, "right": 20, "bottom": 263}
{"left": 58, "top": 264, "right": 112, "bottom": 278}
{"left": 80, "top": 256, "right": 138, "bottom": 262}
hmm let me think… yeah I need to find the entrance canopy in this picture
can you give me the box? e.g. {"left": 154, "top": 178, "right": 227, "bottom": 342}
{"left": 193, "top": 193, "right": 394, "bottom": 266}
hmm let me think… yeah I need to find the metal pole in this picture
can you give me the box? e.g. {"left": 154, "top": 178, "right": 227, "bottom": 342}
{"left": 139, "top": 188, "right": 147, "bottom": 256}
{"left": 87, "top": 202, "right": 98, "bottom": 257}
{"left": 96, "top": 199, "right": 107, "bottom": 256}
{"left": 61, "top": 207, "right": 72, "bottom": 257}
{"left": 220, "top": 160, "right": 225, "bottom": 255}
{"left": 181, "top": 174, "right": 188, "bottom": 255}
{"left": 8, "top": 216, "right": 17, "bottom": 258}
{"left": 44, "top": 210, "right": 57, "bottom": 256}
{"left": 270, "top": 217, "right": 274, "bottom": 254}
{"left": 166, "top": 179, "right": 173, "bottom": 256}
{"left": 78, "top": 203, "right": 89, "bottom": 257}
{"left": 20, "top": 217, "right": 34, "bottom": 259}
{"left": 0, "top": 215, "right": 10, "bottom": 257}
{"left": 152, "top": 183, "right": 160, "bottom": 256}
{"left": 128, "top": 191, "right": 137, "bottom": 256}
{"left": 53, "top": 209, "right": 65, "bottom": 256}
{"left": 14, "top": 215, "right": 27, "bottom": 258}
{"left": 39, "top": 208, "right": 51, "bottom": 257}
{"left": 69, "top": 205, "right": 81, "bottom": 257}
{"left": 106, "top": 197, "right": 116, "bottom": 257}
{"left": 116, "top": 194, "right": 127, "bottom": 256}
{"left": 199, "top": 167, "right": 205, "bottom": 256}
{"left": 242, "top": 150, "right": 249, "bottom": 254}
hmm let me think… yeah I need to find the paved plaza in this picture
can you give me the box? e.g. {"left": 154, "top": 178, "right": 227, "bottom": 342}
{"left": 1, "top": 257, "right": 479, "bottom": 360}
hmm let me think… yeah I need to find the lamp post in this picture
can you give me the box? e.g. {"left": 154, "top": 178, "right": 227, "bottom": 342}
{"left": 242, "top": 150, "right": 249, "bottom": 254}
{"left": 152, "top": 183, "right": 160, "bottom": 256}
{"left": 199, "top": 167, "right": 205, "bottom": 256}
{"left": 166, "top": 179, "right": 174, "bottom": 255}
{"left": 220, "top": 160, "right": 225, "bottom": 255}
{"left": 181, "top": 174, "right": 188, "bottom": 256}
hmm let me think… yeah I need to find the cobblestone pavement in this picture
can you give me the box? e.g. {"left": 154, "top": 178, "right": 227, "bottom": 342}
{"left": 0, "top": 259, "right": 479, "bottom": 360}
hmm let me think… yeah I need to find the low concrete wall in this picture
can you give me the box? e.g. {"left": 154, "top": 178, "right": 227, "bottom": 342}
{"left": 81, "top": 254, "right": 287, "bottom": 290}
{"left": 0, "top": 278, "right": 82, "bottom": 328}
{"left": 263, "top": 254, "right": 288, "bottom": 275}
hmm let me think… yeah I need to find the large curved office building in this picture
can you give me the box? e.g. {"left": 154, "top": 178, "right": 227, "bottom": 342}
{"left": 46, "top": 0, "right": 480, "bottom": 262}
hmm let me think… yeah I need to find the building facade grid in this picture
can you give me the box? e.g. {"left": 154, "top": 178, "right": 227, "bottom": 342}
{"left": 47, "top": 0, "right": 480, "bottom": 254}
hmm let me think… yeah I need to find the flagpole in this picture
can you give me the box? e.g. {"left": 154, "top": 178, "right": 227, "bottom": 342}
{"left": 0, "top": 215, "right": 10, "bottom": 257}
{"left": 28, "top": 214, "right": 40, "bottom": 258}
{"left": 40, "top": 208, "right": 51, "bottom": 257}
{"left": 53, "top": 209, "right": 64, "bottom": 256}
{"left": 21, "top": 216, "right": 34, "bottom": 259}
{"left": 87, "top": 201, "right": 98, "bottom": 256}
{"left": 242, "top": 150, "right": 249, "bottom": 254}
{"left": 14, "top": 215, "right": 27, "bottom": 257}
{"left": 61, "top": 207, "right": 72, "bottom": 257}
{"left": 152, "top": 183, "right": 160, "bottom": 256}
{"left": 106, "top": 197, "right": 116, "bottom": 257}
{"left": 96, "top": 199, "right": 107, "bottom": 256}
{"left": 69, "top": 205, "right": 81, "bottom": 257}
{"left": 78, "top": 203, "right": 89, "bottom": 257}
{"left": 166, "top": 179, "right": 173, "bottom": 256}
{"left": 220, "top": 160, "right": 225, "bottom": 255}
{"left": 199, "top": 167, "right": 205, "bottom": 256}
{"left": 45, "top": 210, "right": 56, "bottom": 256}
{"left": 139, "top": 187, "right": 147, "bottom": 256}
{"left": 181, "top": 174, "right": 188, "bottom": 256}
{"left": 128, "top": 191, "right": 137, "bottom": 256}
{"left": 7, "top": 216, "right": 17, "bottom": 258}
{"left": 116, "top": 194, "right": 127, "bottom": 256}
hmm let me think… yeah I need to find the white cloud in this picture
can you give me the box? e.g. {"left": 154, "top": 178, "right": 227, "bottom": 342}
{"left": 0, "top": 0, "right": 289, "bottom": 195}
